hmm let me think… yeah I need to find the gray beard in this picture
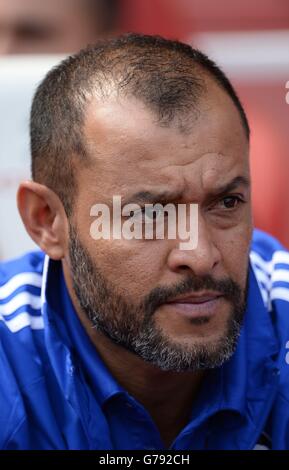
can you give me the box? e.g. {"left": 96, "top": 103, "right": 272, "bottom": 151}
{"left": 68, "top": 226, "right": 248, "bottom": 372}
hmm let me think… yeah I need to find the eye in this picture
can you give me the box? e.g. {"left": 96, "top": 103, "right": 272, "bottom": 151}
{"left": 220, "top": 195, "right": 243, "bottom": 209}
{"left": 144, "top": 205, "right": 164, "bottom": 221}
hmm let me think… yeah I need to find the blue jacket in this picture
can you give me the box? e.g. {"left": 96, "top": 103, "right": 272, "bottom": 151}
{"left": 0, "top": 229, "right": 289, "bottom": 450}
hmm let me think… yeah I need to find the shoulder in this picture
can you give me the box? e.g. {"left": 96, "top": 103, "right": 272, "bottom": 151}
{"left": 251, "top": 228, "right": 289, "bottom": 264}
{"left": 0, "top": 250, "right": 45, "bottom": 285}
{"left": 250, "top": 229, "right": 289, "bottom": 360}
{"left": 0, "top": 251, "right": 46, "bottom": 449}
{"left": 0, "top": 250, "right": 45, "bottom": 333}
{"left": 250, "top": 229, "right": 289, "bottom": 311}
{"left": 250, "top": 230, "right": 289, "bottom": 448}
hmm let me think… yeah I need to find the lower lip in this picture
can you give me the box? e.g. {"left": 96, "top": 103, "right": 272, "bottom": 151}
{"left": 165, "top": 297, "right": 224, "bottom": 319}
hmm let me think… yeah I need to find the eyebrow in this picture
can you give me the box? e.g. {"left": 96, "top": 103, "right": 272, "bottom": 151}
{"left": 122, "top": 176, "right": 250, "bottom": 206}
{"left": 210, "top": 176, "right": 250, "bottom": 197}
{"left": 121, "top": 190, "right": 182, "bottom": 207}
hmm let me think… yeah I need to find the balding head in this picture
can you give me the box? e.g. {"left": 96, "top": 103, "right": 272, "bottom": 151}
{"left": 30, "top": 33, "right": 250, "bottom": 215}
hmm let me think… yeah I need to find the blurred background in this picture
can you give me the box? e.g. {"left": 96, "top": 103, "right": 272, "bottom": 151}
{"left": 0, "top": 0, "right": 288, "bottom": 259}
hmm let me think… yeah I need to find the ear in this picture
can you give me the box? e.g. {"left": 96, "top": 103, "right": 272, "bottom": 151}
{"left": 17, "top": 180, "right": 69, "bottom": 260}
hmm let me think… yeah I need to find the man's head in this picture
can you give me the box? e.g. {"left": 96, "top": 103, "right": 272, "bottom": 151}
{"left": 0, "top": 0, "right": 118, "bottom": 54}
{"left": 18, "top": 34, "right": 253, "bottom": 372}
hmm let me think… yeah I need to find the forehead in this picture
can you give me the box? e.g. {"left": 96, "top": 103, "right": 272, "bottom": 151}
{"left": 82, "top": 77, "right": 249, "bottom": 199}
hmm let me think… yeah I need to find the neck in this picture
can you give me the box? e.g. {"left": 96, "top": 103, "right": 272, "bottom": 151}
{"left": 90, "top": 328, "right": 205, "bottom": 447}
{"left": 89, "top": 321, "right": 205, "bottom": 400}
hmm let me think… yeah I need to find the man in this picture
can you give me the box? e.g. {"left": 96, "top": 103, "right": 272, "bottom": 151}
{"left": 0, "top": 34, "right": 289, "bottom": 450}
{"left": 0, "top": 0, "right": 118, "bottom": 54}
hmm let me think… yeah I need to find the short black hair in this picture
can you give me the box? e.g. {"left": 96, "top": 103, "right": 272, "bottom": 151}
{"left": 30, "top": 33, "right": 250, "bottom": 216}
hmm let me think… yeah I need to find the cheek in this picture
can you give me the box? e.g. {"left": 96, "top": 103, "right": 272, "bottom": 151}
{"left": 86, "top": 237, "right": 169, "bottom": 299}
{"left": 217, "top": 224, "right": 252, "bottom": 287}
{"left": 75, "top": 193, "right": 168, "bottom": 297}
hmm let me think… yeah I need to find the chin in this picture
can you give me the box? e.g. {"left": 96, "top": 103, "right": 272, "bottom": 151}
{"left": 158, "top": 307, "right": 232, "bottom": 340}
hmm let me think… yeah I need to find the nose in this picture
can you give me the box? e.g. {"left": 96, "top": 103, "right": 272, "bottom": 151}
{"left": 167, "top": 214, "right": 221, "bottom": 277}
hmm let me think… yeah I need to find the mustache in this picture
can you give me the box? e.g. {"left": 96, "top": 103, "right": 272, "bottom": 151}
{"left": 143, "top": 274, "right": 243, "bottom": 315}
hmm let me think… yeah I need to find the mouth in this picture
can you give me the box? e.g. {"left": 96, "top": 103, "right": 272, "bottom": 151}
{"left": 165, "top": 292, "right": 224, "bottom": 319}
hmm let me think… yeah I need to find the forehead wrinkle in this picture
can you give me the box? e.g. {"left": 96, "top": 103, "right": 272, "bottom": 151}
{"left": 199, "top": 161, "right": 248, "bottom": 195}
{"left": 84, "top": 91, "right": 248, "bottom": 180}
{"left": 169, "top": 150, "right": 248, "bottom": 199}
{"left": 84, "top": 95, "right": 204, "bottom": 163}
